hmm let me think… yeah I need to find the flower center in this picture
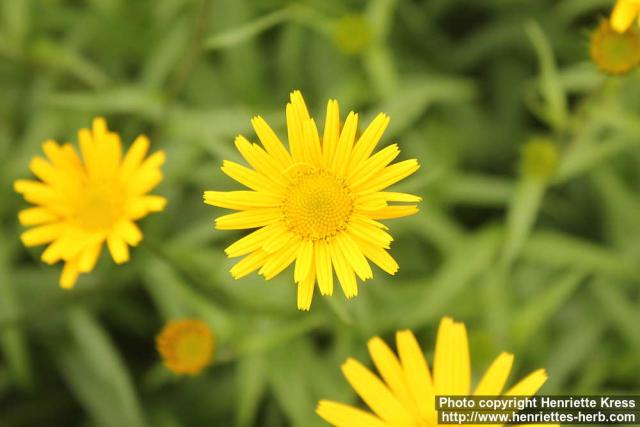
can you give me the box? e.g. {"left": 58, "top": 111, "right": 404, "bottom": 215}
{"left": 282, "top": 170, "right": 354, "bottom": 241}
{"left": 591, "top": 20, "right": 640, "bottom": 74}
{"left": 174, "top": 332, "right": 212, "bottom": 370}
{"left": 74, "top": 180, "right": 125, "bottom": 231}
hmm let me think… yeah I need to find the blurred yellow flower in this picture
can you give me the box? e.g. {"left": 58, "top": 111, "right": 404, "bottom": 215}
{"left": 204, "top": 90, "right": 420, "bottom": 310}
{"left": 590, "top": 20, "right": 640, "bottom": 75}
{"left": 317, "top": 317, "right": 554, "bottom": 427}
{"left": 332, "top": 15, "right": 373, "bottom": 55}
{"left": 611, "top": 0, "right": 640, "bottom": 33}
{"left": 521, "top": 137, "right": 559, "bottom": 180}
{"left": 156, "top": 319, "right": 215, "bottom": 375}
{"left": 14, "top": 118, "right": 166, "bottom": 288}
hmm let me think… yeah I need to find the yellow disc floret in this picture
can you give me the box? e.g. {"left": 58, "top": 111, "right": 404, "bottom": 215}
{"left": 283, "top": 170, "right": 354, "bottom": 241}
{"left": 156, "top": 319, "right": 215, "bottom": 375}
{"left": 591, "top": 19, "right": 640, "bottom": 75}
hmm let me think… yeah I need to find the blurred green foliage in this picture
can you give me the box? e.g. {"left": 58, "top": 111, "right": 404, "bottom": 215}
{"left": 1, "top": 0, "right": 639, "bottom": 426}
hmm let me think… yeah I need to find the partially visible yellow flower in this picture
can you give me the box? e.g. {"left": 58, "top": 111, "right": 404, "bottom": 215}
{"left": 611, "top": 0, "right": 640, "bottom": 33}
{"left": 203, "top": 91, "right": 421, "bottom": 311}
{"left": 332, "top": 15, "right": 373, "bottom": 55}
{"left": 317, "top": 317, "right": 555, "bottom": 427}
{"left": 521, "top": 137, "right": 559, "bottom": 180}
{"left": 590, "top": 19, "right": 640, "bottom": 75}
{"left": 14, "top": 118, "right": 166, "bottom": 288}
{"left": 156, "top": 319, "right": 215, "bottom": 375}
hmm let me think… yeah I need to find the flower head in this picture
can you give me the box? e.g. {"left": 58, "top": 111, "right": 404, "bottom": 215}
{"left": 156, "top": 319, "right": 215, "bottom": 375}
{"left": 14, "top": 118, "right": 166, "bottom": 288}
{"left": 204, "top": 91, "right": 421, "bottom": 310}
{"left": 590, "top": 19, "right": 640, "bottom": 75}
{"left": 332, "top": 15, "right": 373, "bottom": 55}
{"left": 521, "top": 137, "right": 559, "bottom": 180}
{"left": 317, "top": 317, "right": 553, "bottom": 427}
{"left": 611, "top": 0, "right": 640, "bottom": 33}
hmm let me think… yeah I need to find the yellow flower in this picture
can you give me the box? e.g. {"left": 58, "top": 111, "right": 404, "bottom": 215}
{"left": 520, "top": 137, "right": 559, "bottom": 180}
{"left": 333, "top": 15, "right": 373, "bottom": 55}
{"left": 317, "top": 317, "right": 554, "bottom": 427}
{"left": 590, "top": 20, "right": 640, "bottom": 75}
{"left": 611, "top": 0, "right": 640, "bottom": 33}
{"left": 156, "top": 319, "right": 215, "bottom": 375}
{"left": 204, "top": 91, "right": 420, "bottom": 310}
{"left": 14, "top": 118, "right": 166, "bottom": 288}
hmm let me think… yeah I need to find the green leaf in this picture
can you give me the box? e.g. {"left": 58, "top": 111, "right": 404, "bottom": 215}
{"left": 267, "top": 340, "right": 324, "bottom": 427}
{"left": 544, "top": 308, "right": 606, "bottom": 392}
{"left": 511, "top": 269, "right": 586, "bottom": 346}
{"left": 590, "top": 280, "right": 640, "bottom": 355}
{"left": 524, "top": 20, "right": 568, "bottom": 131}
{"left": 0, "top": 230, "right": 31, "bottom": 389}
{"left": 521, "top": 230, "right": 640, "bottom": 281}
{"left": 46, "top": 86, "right": 165, "bottom": 120}
{"left": 235, "top": 353, "right": 268, "bottom": 427}
{"left": 65, "top": 307, "right": 148, "bottom": 427}
{"left": 501, "top": 177, "right": 546, "bottom": 266}
{"left": 204, "top": 7, "right": 292, "bottom": 50}
{"left": 399, "top": 224, "right": 503, "bottom": 329}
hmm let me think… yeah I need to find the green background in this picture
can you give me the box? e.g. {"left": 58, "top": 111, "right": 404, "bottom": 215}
{"left": 1, "top": 0, "right": 639, "bottom": 426}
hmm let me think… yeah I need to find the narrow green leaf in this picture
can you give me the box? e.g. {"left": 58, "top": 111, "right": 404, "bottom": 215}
{"left": 205, "top": 7, "right": 292, "bottom": 50}
{"left": 401, "top": 224, "right": 503, "bottom": 329}
{"left": 267, "top": 341, "right": 324, "bottom": 427}
{"left": 501, "top": 177, "right": 546, "bottom": 266}
{"left": 66, "top": 307, "right": 148, "bottom": 427}
{"left": 544, "top": 309, "right": 606, "bottom": 392}
{"left": 235, "top": 353, "right": 268, "bottom": 427}
{"left": 524, "top": 20, "right": 568, "bottom": 130}
{"left": 511, "top": 269, "right": 587, "bottom": 346}
{"left": 521, "top": 230, "right": 640, "bottom": 281}
{"left": 590, "top": 280, "right": 640, "bottom": 354}
{"left": 0, "top": 229, "right": 31, "bottom": 389}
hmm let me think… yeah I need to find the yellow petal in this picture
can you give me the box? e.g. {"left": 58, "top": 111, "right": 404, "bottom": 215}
{"left": 107, "top": 234, "right": 129, "bottom": 264}
{"left": 316, "top": 400, "right": 389, "bottom": 427}
{"left": 433, "top": 317, "right": 471, "bottom": 396}
{"left": 60, "top": 259, "right": 80, "bottom": 289}
{"left": 20, "top": 223, "right": 66, "bottom": 247}
{"left": 504, "top": 369, "right": 548, "bottom": 396}
{"left": 251, "top": 116, "right": 292, "bottom": 169}
{"left": 330, "top": 241, "right": 358, "bottom": 298}
{"left": 355, "top": 159, "right": 420, "bottom": 194}
{"left": 367, "top": 205, "right": 420, "bottom": 220}
{"left": 215, "top": 209, "right": 282, "bottom": 230}
{"left": 367, "top": 336, "right": 418, "bottom": 417}
{"left": 341, "top": 358, "right": 414, "bottom": 426}
{"left": 314, "top": 240, "right": 334, "bottom": 296}
{"left": 296, "top": 265, "right": 315, "bottom": 311}
{"left": 396, "top": 330, "right": 436, "bottom": 424}
{"left": 611, "top": 0, "right": 640, "bottom": 33}
{"left": 18, "top": 207, "right": 58, "bottom": 226}
{"left": 322, "top": 99, "right": 340, "bottom": 167}
{"left": 349, "top": 113, "right": 390, "bottom": 170}
{"left": 230, "top": 250, "right": 269, "bottom": 279}
{"left": 336, "top": 233, "right": 372, "bottom": 281}
{"left": 474, "top": 352, "right": 514, "bottom": 395}
{"left": 259, "top": 240, "right": 301, "bottom": 280}
{"left": 331, "top": 112, "right": 358, "bottom": 177}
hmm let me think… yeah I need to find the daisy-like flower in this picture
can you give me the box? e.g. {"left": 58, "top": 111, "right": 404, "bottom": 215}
{"left": 204, "top": 91, "right": 420, "bottom": 310}
{"left": 156, "top": 319, "right": 215, "bottom": 375}
{"left": 590, "top": 20, "right": 640, "bottom": 75}
{"left": 14, "top": 118, "right": 166, "bottom": 288}
{"left": 317, "top": 317, "right": 555, "bottom": 427}
{"left": 611, "top": 0, "right": 640, "bottom": 33}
